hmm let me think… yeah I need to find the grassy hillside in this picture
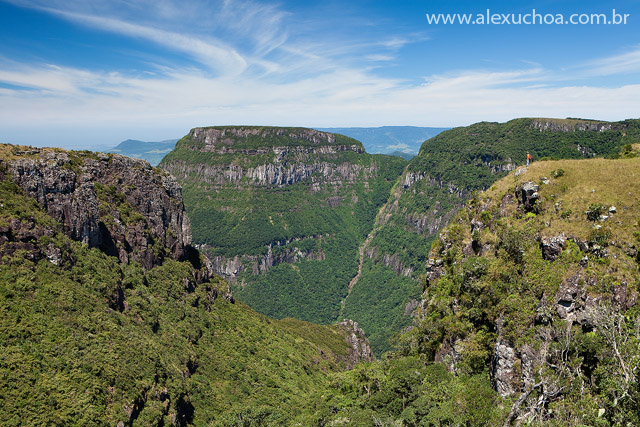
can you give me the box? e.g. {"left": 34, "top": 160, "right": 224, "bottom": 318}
{"left": 160, "top": 127, "right": 407, "bottom": 325}
{"left": 0, "top": 156, "right": 360, "bottom": 426}
{"left": 344, "top": 118, "right": 640, "bottom": 354}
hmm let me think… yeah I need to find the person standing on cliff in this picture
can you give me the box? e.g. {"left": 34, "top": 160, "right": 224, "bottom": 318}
{"left": 526, "top": 152, "right": 532, "bottom": 166}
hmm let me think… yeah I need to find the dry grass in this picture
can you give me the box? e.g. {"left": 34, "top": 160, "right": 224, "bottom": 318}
{"left": 489, "top": 157, "right": 640, "bottom": 239}
{"left": 481, "top": 158, "right": 640, "bottom": 284}
{"left": 0, "top": 143, "right": 68, "bottom": 161}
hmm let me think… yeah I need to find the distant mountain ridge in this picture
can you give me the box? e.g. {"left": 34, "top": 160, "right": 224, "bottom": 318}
{"left": 109, "top": 138, "right": 179, "bottom": 166}
{"left": 316, "top": 126, "right": 449, "bottom": 158}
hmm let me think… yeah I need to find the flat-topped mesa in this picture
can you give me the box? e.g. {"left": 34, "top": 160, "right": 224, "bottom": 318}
{"left": 161, "top": 126, "right": 372, "bottom": 189}
{"left": 182, "top": 126, "right": 364, "bottom": 154}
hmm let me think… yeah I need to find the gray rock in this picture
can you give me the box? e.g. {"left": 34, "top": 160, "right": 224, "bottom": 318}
{"left": 5, "top": 148, "right": 197, "bottom": 271}
{"left": 338, "top": 319, "right": 374, "bottom": 369}
{"left": 555, "top": 274, "right": 583, "bottom": 319}
{"left": 518, "top": 181, "right": 539, "bottom": 212}
{"left": 470, "top": 218, "right": 484, "bottom": 233}
{"left": 493, "top": 340, "right": 518, "bottom": 397}
{"left": 435, "top": 337, "right": 463, "bottom": 373}
{"left": 45, "top": 243, "right": 62, "bottom": 266}
{"left": 540, "top": 233, "right": 566, "bottom": 261}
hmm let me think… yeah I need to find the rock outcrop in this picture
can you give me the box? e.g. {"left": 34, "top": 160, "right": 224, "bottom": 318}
{"left": 413, "top": 156, "right": 640, "bottom": 425}
{"left": 338, "top": 319, "right": 374, "bottom": 369}
{"left": 518, "top": 181, "right": 539, "bottom": 212}
{"left": 530, "top": 118, "right": 622, "bottom": 133}
{"left": 540, "top": 233, "right": 566, "bottom": 261}
{"left": 2, "top": 145, "right": 195, "bottom": 270}
{"left": 205, "top": 238, "right": 326, "bottom": 280}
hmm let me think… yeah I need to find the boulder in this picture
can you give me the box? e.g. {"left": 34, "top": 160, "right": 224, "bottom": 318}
{"left": 540, "top": 233, "right": 566, "bottom": 261}
{"left": 518, "top": 181, "right": 539, "bottom": 212}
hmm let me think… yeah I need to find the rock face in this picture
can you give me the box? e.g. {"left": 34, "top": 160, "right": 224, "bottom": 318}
{"left": 2, "top": 146, "right": 194, "bottom": 270}
{"left": 206, "top": 239, "right": 326, "bottom": 280}
{"left": 540, "top": 233, "right": 566, "bottom": 261}
{"left": 530, "top": 118, "right": 621, "bottom": 133}
{"left": 160, "top": 126, "right": 403, "bottom": 283}
{"left": 518, "top": 181, "right": 539, "bottom": 212}
{"left": 159, "top": 126, "right": 408, "bottom": 331}
{"left": 492, "top": 340, "right": 518, "bottom": 397}
{"left": 338, "top": 319, "right": 374, "bottom": 369}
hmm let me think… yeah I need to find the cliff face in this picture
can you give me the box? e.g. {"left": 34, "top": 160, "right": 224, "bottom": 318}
{"left": 408, "top": 157, "right": 640, "bottom": 424}
{"left": 1, "top": 145, "right": 193, "bottom": 270}
{"left": 337, "top": 319, "right": 374, "bottom": 369}
{"left": 160, "top": 126, "right": 407, "bottom": 326}
{"left": 165, "top": 126, "right": 368, "bottom": 190}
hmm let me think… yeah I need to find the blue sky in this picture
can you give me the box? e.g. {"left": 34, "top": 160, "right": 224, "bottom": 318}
{"left": 1, "top": 0, "right": 639, "bottom": 148}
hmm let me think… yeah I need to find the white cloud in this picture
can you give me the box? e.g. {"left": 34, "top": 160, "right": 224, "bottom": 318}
{"left": 41, "top": 8, "right": 249, "bottom": 76}
{"left": 1, "top": 62, "right": 638, "bottom": 134}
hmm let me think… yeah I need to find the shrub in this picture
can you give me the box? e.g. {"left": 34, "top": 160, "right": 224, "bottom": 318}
{"left": 499, "top": 228, "right": 526, "bottom": 265}
{"left": 586, "top": 203, "right": 603, "bottom": 221}
{"left": 462, "top": 257, "right": 489, "bottom": 282}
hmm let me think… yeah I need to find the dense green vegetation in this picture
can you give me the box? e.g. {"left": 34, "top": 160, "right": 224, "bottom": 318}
{"left": 233, "top": 232, "right": 358, "bottom": 322}
{"left": 175, "top": 126, "right": 365, "bottom": 151}
{"left": 161, "top": 127, "right": 407, "bottom": 325}
{"left": 345, "top": 117, "right": 640, "bottom": 355}
{"left": 0, "top": 167, "right": 358, "bottom": 426}
{"left": 312, "top": 156, "right": 640, "bottom": 426}
{"left": 408, "top": 118, "right": 640, "bottom": 189}
{"left": 304, "top": 355, "right": 506, "bottom": 426}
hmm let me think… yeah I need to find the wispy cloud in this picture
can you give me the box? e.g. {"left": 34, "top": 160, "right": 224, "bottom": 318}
{"left": 585, "top": 46, "right": 640, "bottom": 76}
{"left": 1, "top": 62, "right": 638, "bottom": 129}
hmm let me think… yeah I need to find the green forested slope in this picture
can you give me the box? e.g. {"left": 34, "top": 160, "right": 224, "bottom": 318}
{"left": 344, "top": 118, "right": 640, "bottom": 354}
{"left": 0, "top": 149, "right": 362, "bottom": 426}
{"left": 160, "top": 127, "right": 406, "bottom": 325}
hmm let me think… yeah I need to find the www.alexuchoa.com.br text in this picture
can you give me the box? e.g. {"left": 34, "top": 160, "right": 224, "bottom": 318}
{"left": 426, "top": 9, "right": 630, "bottom": 25}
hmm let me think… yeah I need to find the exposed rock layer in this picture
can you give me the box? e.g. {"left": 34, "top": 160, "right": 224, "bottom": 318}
{"left": 3, "top": 146, "right": 194, "bottom": 270}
